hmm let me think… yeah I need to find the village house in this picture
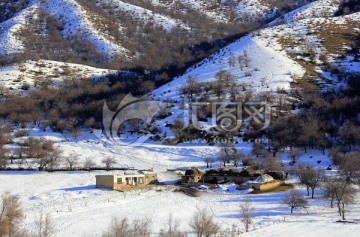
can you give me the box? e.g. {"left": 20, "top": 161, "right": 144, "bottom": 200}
{"left": 181, "top": 167, "right": 206, "bottom": 183}
{"left": 181, "top": 167, "right": 284, "bottom": 192}
{"left": 248, "top": 174, "right": 282, "bottom": 191}
{"left": 202, "top": 167, "right": 259, "bottom": 185}
{"left": 96, "top": 172, "right": 158, "bottom": 190}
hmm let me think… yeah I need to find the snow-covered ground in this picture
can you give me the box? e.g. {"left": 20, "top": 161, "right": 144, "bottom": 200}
{"left": 2, "top": 128, "right": 359, "bottom": 236}
{"left": 0, "top": 60, "right": 115, "bottom": 91}
{"left": 1, "top": 151, "right": 359, "bottom": 236}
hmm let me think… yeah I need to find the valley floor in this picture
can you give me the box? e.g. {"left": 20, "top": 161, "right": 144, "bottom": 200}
{"left": 1, "top": 131, "right": 359, "bottom": 236}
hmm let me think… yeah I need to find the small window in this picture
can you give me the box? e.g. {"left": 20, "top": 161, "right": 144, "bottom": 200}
{"left": 117, "top": 178, "right": 122, "bottom": 184}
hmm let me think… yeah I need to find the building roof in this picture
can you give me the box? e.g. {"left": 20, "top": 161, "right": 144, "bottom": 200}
{"left": 184, "top": 167, "right": 206, "bottom": 176}
{"left": 205, "top": 167, "right": 257, "bottom": 177}
{"left": 251, "top": 174, "right": 274, "bottom": 184}
{"left": 240, "top": 168, "right": 256, "bottom": 176}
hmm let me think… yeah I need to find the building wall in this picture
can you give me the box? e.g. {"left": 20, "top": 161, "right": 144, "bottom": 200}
{"left": 96, "top": 175, "right": 115, "bottom": 188}
{"left": 97, "top": 173, "right": 158, "bottom": 190}
{"left": 145, "top": 173, "right": 158, "bottom": 184}
{"left": 181, "top": 175, "right": 202, "bottom": 183}
{"left": 251, "top": 181, "right": 282, "bottom": 191}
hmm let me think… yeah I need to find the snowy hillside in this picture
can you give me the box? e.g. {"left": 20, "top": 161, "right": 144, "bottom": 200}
{"left": 149, "top": 1, "right": 359, "bottom": 139}
{"left": 155, "top": 0, "right": 360, "bottom": 98}
{"left": 0, "top": 0, "right": 296, "bottom": 59}
{"left": 42, "top": 0, "right": 127, "bottom": 56}
{"left": 0, "top": 60, "right": 115, "bottom": 91}
{"left": 0, "top": 0, "right": 360, "bottom": 236}
{"left": 0, "top": 2, "right": 38, "bottom": 55}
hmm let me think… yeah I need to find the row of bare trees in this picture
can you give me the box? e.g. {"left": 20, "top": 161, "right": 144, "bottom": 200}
{"left": 102, "top": 203, "right": 255, "bottom": 237}
{"left": 0, "top": 129, "right": 120, "bottom": 171}
{"left": 266, "top": 69, "right": 360, "bottom": 156}
{"left": 181, "top": 69, "right": 252, "bottom": 103}
{"left": 0, "top": 191, "right": 54, "bottom": 237}
{"left": 0, "top": 190, "right": 253, "bottom": 237}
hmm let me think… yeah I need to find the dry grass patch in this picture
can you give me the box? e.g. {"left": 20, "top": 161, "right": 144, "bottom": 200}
{"left": 317, "top": 20, "right": 360, "bottom": 56}
{"left": 278, "top": 36, "right": 318, "bottom": 88}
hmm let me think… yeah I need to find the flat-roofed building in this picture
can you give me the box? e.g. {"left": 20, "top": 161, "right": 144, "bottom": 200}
{"left": 96, "top": 173, "right": 158, "bottom": 190}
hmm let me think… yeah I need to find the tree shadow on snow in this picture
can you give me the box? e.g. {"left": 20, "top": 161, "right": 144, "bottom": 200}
{"left": 60, "top": 185, "right": 96, "bottom": 191}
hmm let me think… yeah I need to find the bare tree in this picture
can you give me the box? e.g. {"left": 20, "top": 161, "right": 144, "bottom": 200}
{"left": 181, "top": 75, "right": 201, "bottom": 102}
{"left": 102, "top": 157, "right": 117, "bottom": 171}
{"left": 333, "top": 180, "right": 357, "bottom": 220}
{"left": 103, "top": 217, "right": 151, "bottom": 237}
{"left": 188, "top": 209, "right": 220, "bottom": 237}
{"left": 308, "top": 167, "right": 325, "bottom": 198}
{"left": 297, "top": 164, "right": 324, "bottom": 198}
{"left": 260, "top": 157, "right": 281, "bottom": 172}
{"left": 239, "top": 197, "right": 255, "bottom": 232}
{"left": 159, "top": 214, "right": 185, "bottom": 237}
{"left": 282, "top": 190, "right": 308, "bottom": 213}
{"left": 204, "top": 157, "right": 215, "bottom": 168}
{"left": 323, "top": 181, "right": 338, "bottom": 208}
{"left": 337, "top": 151, "right": 360, "bottom": 182}
{"left": 231, "top": 152, "right": 245, "bottom": 167}
{"left": 34, "top": 212, "right": 54, "bottom": 237}
{"left": 296, "top": 164, "right": 311, "bottom": 193}
{"left": 26, "top": 138, "right": 61, "bottom": 171}
{"left": 289, "top": 148, "right": 300, "bottom": 165}
{"left": 103, "top": 217, "right": 130, "bottom": 237}
{"left": 64, "top": 152, "right": 79, "bottom": 170}
{"left": 215, "top": 70, "right": 234, "bottom": 87}
{"left": 0, "top": 191, "right": 23, "bottom": 237}
{"left": 128, "top": 217, "right": 152, "bottom": 237}
{"left": 0, "top": 147, "right": 7, "bottom": 169}
{"left": 251, "top": 143, "right": 266, "bottom": 158}
{"left": 83, "top": 157, "right": 96, "bottom": 171}
{"left": 238, "top": 53, "right": 250, "bottom": 70}
{"left": 218, "top": 153, "right": 230, "bottom": 168}
{"left": 218, "top": 142, "right": 237, "bottom": 167}
{"left": 171, "top": 119, "right": 185, "bottom": 141}
{"left": 339, "top": 121, "right": 360, "bottom": 151}
{"left": 44, "top": 147, "right": 62, "bottom": 171}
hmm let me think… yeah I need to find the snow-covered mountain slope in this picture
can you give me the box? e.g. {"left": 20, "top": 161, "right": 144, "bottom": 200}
{"left": 154, "top": 2, "right": 360, "bottom": 101}
{"left": 42, "top": 0, "right": 126, "bottom": 56}
{"left": 270, "top": 0, "right": 340, "bottom": 25}
{"left": 144, "top": 1, "right": 359, "bottom": 139}
{"left": 0, "top": 0, "right": 357, "bottom": 98}
{"left": 0, "top": 60, "right": 115, "bottom": 91}
{"left": 0, "top": 0, "right": 311, "bottom": 61}
{"left": 153, "top": 33, "right": 305, "bottom": 102}
{"left": 96, "top": 0, "right": 188, "bottom": 32}
{"left": 0, "top": 2, "right": 38, "bottom": 55}
{"left": 152, "top": 0, "right": 278, "bottom": 23}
